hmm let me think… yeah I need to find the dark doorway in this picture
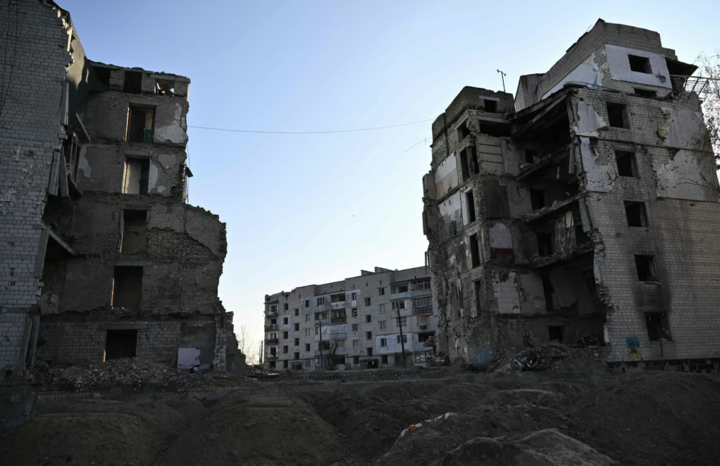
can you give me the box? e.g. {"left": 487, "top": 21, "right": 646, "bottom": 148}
{"left": 105, "top": 330, "right": 137, "bottom": 360}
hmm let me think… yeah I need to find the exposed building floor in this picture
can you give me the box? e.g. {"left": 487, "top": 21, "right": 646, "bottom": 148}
{"left": 1, "top": 369, "right": 719, "bottom": 465}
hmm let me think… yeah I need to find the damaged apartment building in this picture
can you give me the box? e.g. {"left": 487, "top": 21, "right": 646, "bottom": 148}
{"left": 423, "top": 19, "right": 720, "bottom": 369}
{"left": 0, "top": 0, "right": 234, "bottom": 379}
{"left": 264, "top": 266, "right": 435, "bottom": 370}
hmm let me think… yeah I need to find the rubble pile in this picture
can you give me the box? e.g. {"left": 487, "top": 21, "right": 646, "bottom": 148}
{"left": 35, "top": 358, "right": 203, "bottom": 391}
{"left": 491, "top": 340, "right": 606, "bottom": 374}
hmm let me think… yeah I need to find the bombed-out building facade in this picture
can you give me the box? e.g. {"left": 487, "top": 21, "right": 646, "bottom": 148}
{"left": 263, "top": 266, "right": 435, "bottom": 369}
{"left": 423, "top": 20, "right": 720, "bottom": 368}
{"left": 0, "top": 0, "right": 234, "bottom": 378}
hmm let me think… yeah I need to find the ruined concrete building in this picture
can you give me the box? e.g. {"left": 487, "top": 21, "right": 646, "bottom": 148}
{"left": 0, "top": 0, "right": 235, "bottom": 378}
{"left": 264, "top": 266, "right": 434, "bottom": 369}
{"left": 423, "top": 19, "right": 719, "bottom": 369}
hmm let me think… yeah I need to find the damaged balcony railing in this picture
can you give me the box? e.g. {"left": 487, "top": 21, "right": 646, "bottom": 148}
{"left": 670, "top": 75, "right": 718, "bottom": 98}
{"left": 265, "top": 338, "right": 279, "bottom": 345}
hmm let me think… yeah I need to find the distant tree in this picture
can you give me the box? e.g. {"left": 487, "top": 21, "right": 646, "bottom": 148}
{"left": 237, "top": 325, "right": 258, "bottom": 365}
{"left": 696, "top": 52, "right": 720, "bottom": 165}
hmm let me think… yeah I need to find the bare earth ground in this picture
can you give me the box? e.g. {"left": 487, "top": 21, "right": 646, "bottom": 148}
{"left": 2, "top": 370, "right": 720, "bottom": 466}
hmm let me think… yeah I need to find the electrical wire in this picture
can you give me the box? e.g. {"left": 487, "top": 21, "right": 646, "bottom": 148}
{"left": 187, "top": 118, "right": 433, "bottom": 134}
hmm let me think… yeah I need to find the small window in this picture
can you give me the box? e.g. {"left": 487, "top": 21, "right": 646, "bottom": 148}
{"left": 379, "top": 321, "right": 387, "bottom": 330}
{"left": 351, "top": 292, "right": 357, "bottom": 300}
{"left": 365, "top": 315, "right": 371, "bottom": 323}
{"left": 283, "top": 360, "right": 288, "bottom": 369}
{"left": 283, "top": 346, "right": 288, "bottom": 354}
{"left": 397, "top": 317, "right": 407, "bottom": 327}
{"left": 478, "top": 121, "right": 511, "bottom": 137}
{"left": 284, "top": 303, "right": 289, "bottom": 310}
{"left": 94, "top": 67, "right": 111, "bottom": 87}
{"left": 304, "top": 328, "right": 311, "bottom": 336}
{"left": 282, "top": 317, "right": 288, "bottom": 325}
{"left": 646, "top": 313, "right": 672, "bottom": 341}
{"left": 123, "top": 71, "right": 142, "bottom": 94}
{"left": 483, "top": 99, "right": 497, "bottom": 113}
{"left": 294, "top": 323, "right": 300, "bottom": 331}
{"left": 524, "top": 149, "right": 540, "bottom": 164}
{"left": 606, "top": 103, "right": 627, "bottom": 128}
{"left": 634, "top": 255, "right": 658, "bottom": 282}
{"left": 380, "top": 338, "right": 387, "bottom": 347}
{"left": 628, "top": 55, "right": 651, "bottom": 74}
{"left": 470, "top": 234, "right": 480, "bottom": 269}
{"left": 460, "top": 148, "right": 471, "bottom": 182}
{"left": 155, "top": 78, "right": 175, "bottom": 96}
{"left": 366, "top": 331, "right": 372, "bottom": 340}
{"left": 530, "top": 189, "right": 545, "bottom": 210}
{"left": 294, "top": 352, "right": 300, "bottom": 360}
{"left": 105, "top": 329, "right": 137, "bottom": 361}
{"left": 392, "top": 300, "right": 406, "bottom": 311}
{"left": 364, "top": 297, "right": 371, "bottom": 306}
{"left": 378, "top": 287, "right": 385, "bottom": 296}
{"left": 396, "top": 334, "right": 407, "bottom": 343}
{"left": 466, "top": 190, "right": 476, "bottom": 223}
{"left": 305, "top": 343, "right": 311, "bottom": 351}
{"left": 123, "top": 157, "right": 150, "bottom": 195}
{"left": 615, "top": 150, "right": 637, "bottom": 177}
{"left": 378, "top": 304, "right": 386, "bottom": 313}
{"left": 381, "top": 355, "right": 388, "bottom": 364}
{"left": 282, "top": 331, "right": 288, "bottom": 339}
{"left": 634, "top": 88, "right": 657, "bottom": 98}
{"left": 305, "top": 315, "right": 310, "bottom": 322}
{"left": 331, "top": 293, "right": 345, "bottom": 303}
{"left": 457, "top": 120, "right": 470, "bottom": 141}
{"left": 317, "top": 297, "right": 325, "bottom": 306}
{"left": 121, "top": 210, "right": 147, "bottom": 253}
{"left": 548, "top": 326, "right": 564, "bottom": 342}
{"left": 294, "top": 309, "right": 299, "bottom": 316}
{"left": 352, "top": 324, "right": 358, "bottom": 332}
{"left": 624, "top": 201, "right": 648, "bottom": 227}
{"left": 352, "top": 340, "right": 359, "bottom": 347}
{"left": 126, "top": 106, "right": 154, "bottom": 143}
{"left": 474, "top": 281, "right": 482, "bottom": 315}
{"left": 367, "top": 348, "right": 373, "bottom": 356}
{"left": 305, "top": 299, "right": 310, "bottom": 308}
{"left": 112, "top": 266, "right": 143, "bottom": 311}
{"left": 294, "top": 338, "right": 299, "bottom": 346}
{"left": 351, "top": 308, "right": 358, "bottom": 318}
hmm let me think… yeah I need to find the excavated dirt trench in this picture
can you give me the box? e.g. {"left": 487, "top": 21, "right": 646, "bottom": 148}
{"left": 1, "top": 371, "right": 719, "bottom": 466}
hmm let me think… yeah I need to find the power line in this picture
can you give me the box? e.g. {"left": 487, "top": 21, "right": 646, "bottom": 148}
{"left": 187, "top": 118, "right": 433, "bottom": 134}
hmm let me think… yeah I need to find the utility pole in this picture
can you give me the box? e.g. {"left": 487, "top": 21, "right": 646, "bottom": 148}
{"left": 259, "top": 340, "right": 263, "bottom": 366}
{"left": 396, "top": 303, "right": 407, "bottom": 366}
{"left": 497, "top": 69, "right": 507, "bottom": 93}
{"left": 317, "top": 321, "right": 324, "bottom": 371}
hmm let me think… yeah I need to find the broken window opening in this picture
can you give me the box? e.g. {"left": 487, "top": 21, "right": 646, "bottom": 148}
{"left": 94, "top": 67, "right": 111, "bottom": 87}
{"left": 305, "top": 343, "right": 311, "bottom": 351}
{"left": 460, "top": 148, "right": 471, "bottom": 182}
{"left": 365, "top": 315, "right": 371, "bottom": 323}
{"left": 305, "top": 299, "right": 310, "bottom": 308}
{"left": 628, "top": 55, "right": 652, "bottom": 74}
{"left": 121, "top": 209, "right": 147, "bottom": 253}
{"left": 284, "top": 303, "right": 289, "bottom": 310}
{"left": 478, "top": 121, "right": 511, "bottom": 137}
{"left": 548, "top": 326, "right": 564, "bottom": 342}
{"left": 457, "top": 120, "right": 470, "bottom": 142}
{"left": 283, "top": 360, "right": 288, "bottom": 369}
{"left": 542, "top": 277, "right": 555, "bottom": 312}
{"left": 112, "top": 266, "right": 143, "bottom": 312}
{"left": 381, "top": 355, "right": 388, "bottom": 364}
{"left": 646, "top": 312, "right": 672, "bottom": 342}
{"left": 470, "top": 146, "right": 480, "bottom": 175}
{"left": 573, "top": 207, "right": 591, "bottom": 245}
{"left": 123, "top": 71, "right": 143, "bottom": 94}
{"left": 351, "top": 308, "right": 358, "bottom": 318}
{"left": 470, "top": 234, "right": 480, "bottom": 269}
{"left": 634, "top": 88, "right": 657, "bottom": 98}
{"left": 104, "top": 330, "right": 137, "bottom": 361}
{"left": 282, "top": 331, "right": 288, "bottom": 339}
{"left": 367, "top": 348, "right": 373, "bottom": 356}
{"left": 294, "top": 352, "right": 300, "bottom": 360}
{"left": 483, "top": 99, "right": 498, "bottom": 113}
{"left": 466, "top": 190, "right": 476, "bottom": 223}
{"left": 615, "top": 150, "right": 637, "bottom": 177}
{"left": 330, "top": 293, "right": 345, "bottom": 303}
{"left": 624, "top": 201, "right": 648, "bottom": 227}
{"left": 474, "top": 280, "right": 482, "bottom": 315}
{"left": 379, "top": 287, "right": 386, "bottom": 296}
{"left": 353, "top": 356, "right": 360, "bottom": 365}
{"left": 126, "top": 106, "right": 155, "bottom": 143}
{"left": 294, "top": 338, "right": 299, "bottom": 346}
{"left": 366, "top": 331, "right": 372, "bottom": 340}
{"left": 606, "top": 103, "right": 627, "bottom": 128}
{"left": 525, "top": 149, "right": 540, "bottom": 164}
{"left": 155, "top": 79, "right": 175, "bottom": 96}
{"left": 530, "top": 189, "right": 546, "bottom": 211}
{"left": 536, "top": 232, "right": 553, "bottom": 257}
{"left": 634, "top": 255, "right": 658, "bottom": 282}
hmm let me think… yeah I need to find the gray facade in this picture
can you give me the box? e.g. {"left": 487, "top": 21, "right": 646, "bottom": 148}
{"left": 263, "top": 266, "right": 434, "bottom": 370}
{"left": 0, "top": 0, "right": 234, "bottom": 378}
{"left": 423, "top": 19, "right": 719, "bottom": 369}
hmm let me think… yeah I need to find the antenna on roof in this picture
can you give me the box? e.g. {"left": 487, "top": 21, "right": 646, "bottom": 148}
{"left": 497, "top": 69, "right": 507, "bottom": 92}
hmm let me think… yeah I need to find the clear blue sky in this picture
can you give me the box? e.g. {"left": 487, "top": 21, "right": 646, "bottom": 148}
{"left": 62, "top": 0, "right": 719, "bottom": 350}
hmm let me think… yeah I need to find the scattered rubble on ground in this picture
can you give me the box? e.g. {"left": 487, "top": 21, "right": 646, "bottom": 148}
{"left": 490, "top": 338, "right": 606, "bottom": 374}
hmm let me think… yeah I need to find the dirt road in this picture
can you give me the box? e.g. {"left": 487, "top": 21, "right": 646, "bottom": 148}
{"left": 1, "top": 371, "right": 719, "bottom": 465}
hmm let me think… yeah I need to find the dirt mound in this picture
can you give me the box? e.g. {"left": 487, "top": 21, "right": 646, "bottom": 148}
{"left": 492, "top": 342, "right": 607, "bottom": 375}
{"left": 0, "top": 399, "right": 193, "bottom": 466}
{"left": 159, "top": 393, "right": 344, "bottom": 466}
{"left": 34, "top": 358, "right": 204, "bottom": 391}
{"left": 439, "top": 429, "right": 616, "bottom": 466}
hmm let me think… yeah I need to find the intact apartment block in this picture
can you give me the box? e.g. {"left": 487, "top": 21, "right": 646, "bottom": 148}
{"left": 423, "top": 19, "right": 720, "bottom": 369}
{"left": 263, "top": 267, "right": 434, "bottom": 369}
{"left": 0, "top": 0, "right": 234, "bottom": 378}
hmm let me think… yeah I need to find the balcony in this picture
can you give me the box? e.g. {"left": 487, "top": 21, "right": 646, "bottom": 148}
{"left": 265, "top": 324, "right": 278, "bottom": 331}
{"left": 331, "top": 316, "right": 347, "bottom": 324}
{"left": 265, "top": 338, "right": 279, "bottom": 346}
{"left": 328, "top": 332, "right": 347, "bottom": 341}
{"left": 266, "top": 309, "right": 278, "bottom": 317}
{"left": 267, "top": 353, "right": 278, "bottom": 360}
{"left": 414, "top": 342, "right": 433, "bottom": 353}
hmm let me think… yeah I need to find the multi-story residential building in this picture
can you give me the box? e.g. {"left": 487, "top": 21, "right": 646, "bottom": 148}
{"left": 423, "top": 19, "right": 720, "bottom": 370}
{"left": 0, "top": 0, "right": 235, "bottom": 379}
{"left": 263, "top": 266, "right": 434, "bottom": 370}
